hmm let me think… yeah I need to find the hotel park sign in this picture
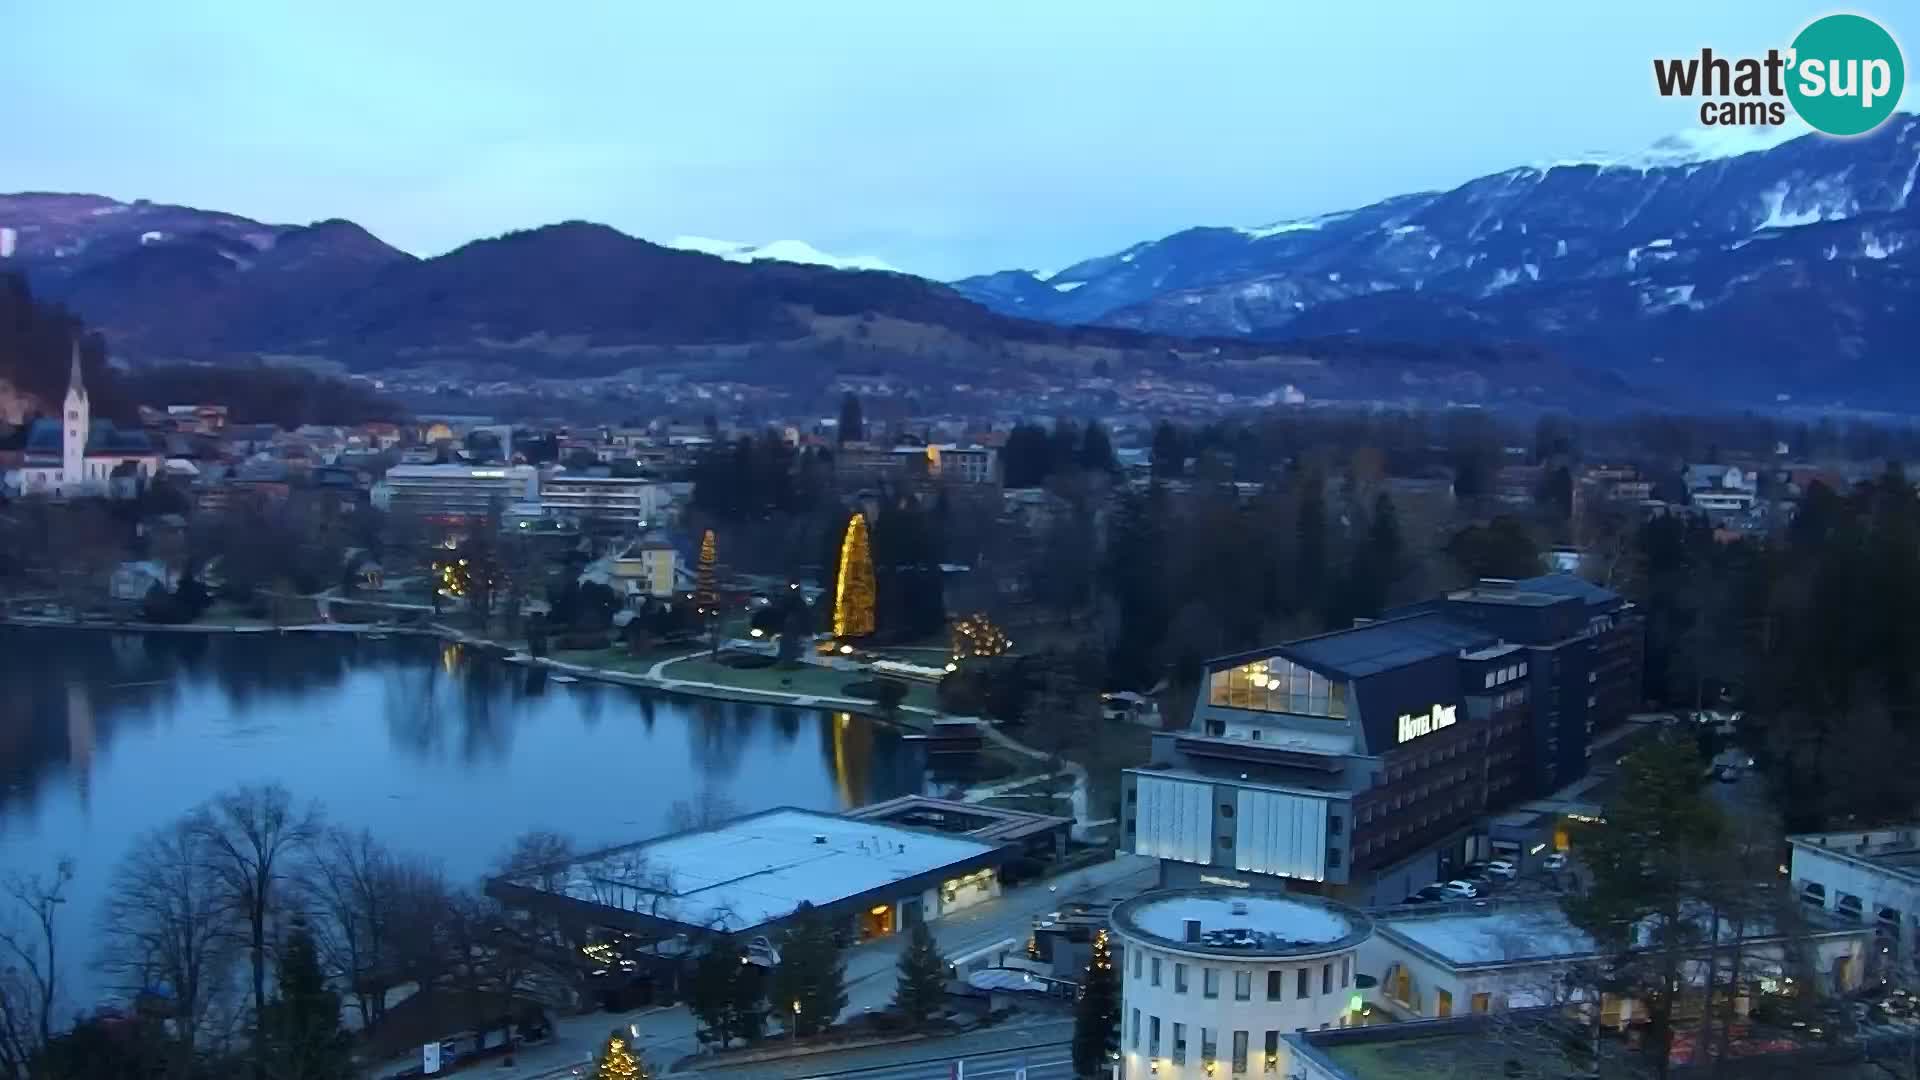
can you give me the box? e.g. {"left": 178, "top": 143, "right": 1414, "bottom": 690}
{"left": 1396, "top": 704, "right": 1457, "bottom": 744}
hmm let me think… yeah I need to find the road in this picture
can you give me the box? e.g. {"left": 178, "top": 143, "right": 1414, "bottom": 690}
{"left": 716, "top": 1019, "right": 1075, "bottom": 1080}
{"left": 394, "top": 855, "right": 1154, "bottom": 1078}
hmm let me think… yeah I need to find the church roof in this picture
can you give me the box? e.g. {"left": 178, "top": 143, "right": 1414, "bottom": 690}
{"left": 24, "top": 418, "right": 158, "bottom": 458}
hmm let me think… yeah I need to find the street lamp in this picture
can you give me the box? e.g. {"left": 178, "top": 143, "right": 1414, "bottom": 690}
{"left": 791, "top": 999, "right": 801, "bottom": 1043}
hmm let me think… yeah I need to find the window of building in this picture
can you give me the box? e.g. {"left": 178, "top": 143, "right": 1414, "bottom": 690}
{"left": 1204, "top": 967, "right": 1220, "bottom": 999}
{"left": 1322, "top": 963, "right": 1333, "bottom": 995}
{"left": 1328, "top": 848, "right": 1343, "bottom": 868}
{"left": 1341, "top": 956, "right": 1351, "bottom": 988}
{"left": 1264, "top": 1031, "right": 1280, "bottom": 1073}
{"left": 1328, "top": 815, "right": 1343, "bottom": 836}
{"left": 1437, "top": 988, "right": 1453, "bottom": 1017}
{"left": 1132, "top": 950, "right": 1141, "bottom": 980}
{"left": 1201, "top": 1028, "right": 1218, "bottom": 1067}
{"left": 1221, "top": 803, "right": 1236, "bottom": 818}
{"left": 1172, "top": 1022, "right": 1186, "bottom": 1064}
{"left": 1150, "top": 1016, "right": 1161, "bottom": 1057}
{"left": 1131, "top": 1009, "right": 1141, "bottom": 1048}
{"left": 1207, "top": 720, "right": 1227, "bottom": 736}
{"left": 1268, "top": 970, "right": 1284, "bottom": 1001}
{"left": 1174, "top": 963, "right": 1188, "bottom": 994}
{"left": 1234, "top": 970, "right": 1252, "bottom": 1001}
{"left": 1151, "top": 957, "right": 1162, "bottom": 987}
{"left": 1232, "top": 1030, "right": 1249, "bottom": 1074}
{"left": 1297, "top": 968, "right": 1310, "bottom": 998}
{"left": 1220, "top": 835, "right": 1234, "bottom": 850}
{"left": 1471, "top": 992, "right": 1490, "bottom": 1014}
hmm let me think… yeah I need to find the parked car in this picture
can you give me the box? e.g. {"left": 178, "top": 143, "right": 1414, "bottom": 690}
{"left": 1439, "top": 880, "right": 1481, "bottom": 900}
{"left": 1413, "top": 884, "right": 1448, "bottom": 902}
{"left": 1543, "top": 852, "right": 1568, "bottom": 871}
{"left": 1485, "top": 859, "right": 1518, "bottom": 880}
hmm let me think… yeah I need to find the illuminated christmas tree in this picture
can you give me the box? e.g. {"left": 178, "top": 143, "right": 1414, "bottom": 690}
{"left": 696, "top": 530, "right": 719, "bottom": 617}
{"left": 591, "top": 1031, "right": 650, "bottom": 1080}
{"left": 1072, "top": 928, "right": 1120, "bottom": 1076}
{"left": 833, "top": 513, "right": 876, "bottom": 639}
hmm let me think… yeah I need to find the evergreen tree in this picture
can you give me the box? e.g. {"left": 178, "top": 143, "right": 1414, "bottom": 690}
{"left": 697, "top": 529, "right": 720, "bottom": 654}
{"left": 257, "top": 919, "right": 354, "bottom": 1080}
{"left": 1078, "top": 420, "right": 1117, "bottom": 474}
{"left": 687, "top": 939, "right": 763, "bottom": 1050}
{"left": 1564, "top": 732, "right": 1725, "bottom": 1080}
{"left": 833, "top": 514, "right": 876, "bottom": 639}
{"left": 1072, "top": 929, "right": 1120, "bottom": 1077}
{"left": 1294, "top": 467, "right": 1329, "bottom": 624}
{"left": 770, "top": 903, "right": 847, "bottom": 1038}
{"left": 838, "top": 392, "right": 864, "bottom": 445}
{"left": 891, "top": 920, "right": 947, "bottom": 1026}
{"left": 589, "top": 1031, "right": 650, "bottom": 1079}
{"left": 1150, "top": 420, "right": 1184, "bottom": 480}
{"left": 1001, "top": 423, "right": 1053, "bottom": 488}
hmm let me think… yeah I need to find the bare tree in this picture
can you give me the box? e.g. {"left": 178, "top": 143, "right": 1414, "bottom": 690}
{"left": 100, "top": 820, "right": 242, "bottom": 1078}
{"left": 491, "top": 830, "right": 576, "bottom": 893}
{"left": 383, "top": 856, "right": 460, "bottom": 1001}
{"left": 188, "top": 784, "right": 320, "bottom": 1072}
{"left": 0, "top": 859, "right": 73, "bottom": 1078}
{"left": 305, "top": 826, "right": 400, "bottom": 1028}
{"left": 667, "top": 792, "right": 741, "bottom": 834}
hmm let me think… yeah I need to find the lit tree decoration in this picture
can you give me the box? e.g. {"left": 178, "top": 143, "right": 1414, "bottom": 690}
{"left": 590, "top": 1031, "right": 650, "bottom": 1079}
{"left": 950, "top": 613, "right": 1011, "bottom": 661}
{"left": 1072, "top": 927, "right": 1120, "bottom": 1077}
{"left": 833, "top": 513, "right": 876, "bottom": 639}
{"left": 696, "top": 529, "right": 719, "bottom": 617}
{"left": 432, "top": 553, "right": 471, "bottom": 599}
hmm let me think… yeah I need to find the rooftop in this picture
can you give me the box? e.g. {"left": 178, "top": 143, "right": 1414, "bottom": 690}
{"left": 1791, "top": 827, "right": 1920, "bottom": 881}
{"left": 1295, "top": 1016, "right": 1644, "bottom": 1080}
{"left": 846, "top": 795, "right": 1071, "bottom": 844}
{"left": 1249, "top": 613, "right": 1497, "bottom": 679}
{"left": 1111, "top": 887, "right": 1370, "bottom": 959}
{"left": 1377, "top": 900, "right": 1860, "bottom": 969}
{"left": 495, "top": 807, "right": 1002, "bottom": 933}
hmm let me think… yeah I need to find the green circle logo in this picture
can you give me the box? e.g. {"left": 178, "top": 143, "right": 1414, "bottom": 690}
{"left": 1787, "top": 14, "right": 1905, "bottom": 136}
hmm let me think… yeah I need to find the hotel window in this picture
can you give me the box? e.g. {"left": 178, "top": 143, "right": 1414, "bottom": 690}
{"left": 1268, "top": 970, "right": 1284, "bottom": 1000}
{"left": 1172, "top": 1022, "right": 1186, "bottom": 1064}
{"left": 1131, "top": 1009, "right": 1141, "bottom": 1049}
{"left": 1150, "top": 1016, "right": 1161, "bottom": 1057}
{"left": 1151, "top": 957, "right": 1162, "bottom": 987}
{"left": 1437, "top": 988, "right": 1453, "bottom": 1017}
{"left": 1322, "top": 963, "right": 1333, "bottom": 995}
{"left": 1328, "top": 815, "right": 1343, "bottom": 836}
{"left": 1132, "top": 950, "right": 1142, "bottom": 980}
{"left": 1232, "top": 1030, "right": 1249, "bottom": 1074}
{"left": 1297, "top": 968, "right": 1310, "bottom": 997}
{"left": 1472, "top": 992, "right": 1490, "bottom": 1014}
{"left": 1203, "top": 967, "right": 1220, "bottom": 999}
{"left": 1235, "top": 970, "right": 1252, "bottom": 1001}
{"left": 1264, "top": 1031, "right": 1280, "bottom": 1073}
{"left": 1201, "top": 1028, "right": 1218, "bottom": 1068}
{"left": 1341, "top": 956, "right": 1351, "bottom": 987}
{"left": 1174, "top": 963, "right": 1188, "bottom": 994}
{"left": 1328, "top": 848, "right": 1343, "bottom": 868}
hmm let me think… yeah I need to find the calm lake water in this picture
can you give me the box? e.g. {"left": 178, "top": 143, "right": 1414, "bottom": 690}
{"left": 0, "top": 627, "right": 918, "bottom": 1012}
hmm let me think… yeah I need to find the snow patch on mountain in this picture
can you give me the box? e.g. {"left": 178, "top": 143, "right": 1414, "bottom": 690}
{"left": 669, "top": 235, "right": 901, "bottom": 273}
{"left": 1541, "top": 120, "right": 1818, "bottom": 172}
{"left": 1053, "top": 280, "right": 1086, "bottom": 293}
{"left": 1236, "top": 210, "right": 1352, "bottom": 240}
{"left": 1756, "top": 184, "right": 1824, "bottom": 230}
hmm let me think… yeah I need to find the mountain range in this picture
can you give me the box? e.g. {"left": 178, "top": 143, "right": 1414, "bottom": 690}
{"left": 0, "top": 194, "right": 1614, "bottom": 412}
{"left": 954, "top": 115, "right": 1920, "bottom": 406}
{"left": 5, "top": 116, "right": 1918, "bottom": 411}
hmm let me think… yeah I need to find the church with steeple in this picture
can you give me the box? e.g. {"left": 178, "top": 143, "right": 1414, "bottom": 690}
{"left": 6, "top": 341, "right": 160, "bottom": 497}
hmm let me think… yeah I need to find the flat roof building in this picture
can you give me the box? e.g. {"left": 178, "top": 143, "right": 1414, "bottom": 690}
{"left": 1789, "top": 825, "right": 1920, "bottom": 977}
{"left": 539, "top": 471, "right": 666, "bottom": 527}
{"left": 488, "top": 806, "right": 1009, "bottom": 944}
{"left": 847, "top": 795, "right": 1072, "bottom": 859}
{"left": 377, "top": 463, "right": 539, "bottom": 524}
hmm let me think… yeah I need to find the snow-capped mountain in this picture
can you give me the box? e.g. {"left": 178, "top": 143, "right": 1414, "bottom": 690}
{"left": 955, "top": 114, "right": 1920, "bottom": 404}
{"left": 668, "top": 235, "right": 902, "bottom": 274}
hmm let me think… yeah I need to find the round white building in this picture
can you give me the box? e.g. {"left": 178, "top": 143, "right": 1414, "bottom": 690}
{"left": 1111, "top": 887, "right": 1372, "bottom": 1080}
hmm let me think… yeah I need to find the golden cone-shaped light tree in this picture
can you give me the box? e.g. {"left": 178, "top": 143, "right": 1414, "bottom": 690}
{"left": 696, "top": 530, "right": 719, "bottom": 617}
{"left": 833, "top": 513, "right": 876, "bottom": 639}
{"left": 591, "top": 1031, "right": 650, "bottom": 1079}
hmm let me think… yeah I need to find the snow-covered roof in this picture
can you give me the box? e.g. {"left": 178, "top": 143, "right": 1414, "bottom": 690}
{"left": 514, "top": 807, "right": 1000, "bottom": 933}
{"left": 1379, "top": 900, "right": 1861, "bottom": 969}
{"left": 1113, "top": 888, "right": 1369, "bottom": 958}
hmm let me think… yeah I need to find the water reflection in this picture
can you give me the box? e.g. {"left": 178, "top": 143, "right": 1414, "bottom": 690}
{"left": 0, "top": 627, "right": 919, "bottom": 1007}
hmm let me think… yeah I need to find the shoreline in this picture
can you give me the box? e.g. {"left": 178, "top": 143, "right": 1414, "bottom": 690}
{"left": 0, "top": 615, "right": 941, "bottom": 733}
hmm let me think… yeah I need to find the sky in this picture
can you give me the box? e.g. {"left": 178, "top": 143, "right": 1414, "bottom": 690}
{"left": 4, "top": 1, "right": 1914, "bottom": 280}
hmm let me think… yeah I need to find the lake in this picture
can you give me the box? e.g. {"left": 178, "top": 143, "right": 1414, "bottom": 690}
{"left": 0, "top": 627, "right": 919, "bottom": 1013}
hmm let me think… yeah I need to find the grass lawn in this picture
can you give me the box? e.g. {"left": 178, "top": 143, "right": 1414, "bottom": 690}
{"left": 658, "top": 657, "right": 943, "bottom": 711}
{"left": 551, "top": 643, "right": 692, "bottom": 673}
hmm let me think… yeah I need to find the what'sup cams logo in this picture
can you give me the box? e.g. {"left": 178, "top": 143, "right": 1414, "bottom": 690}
{"left": 1654, "top": 13, "right": 1904, "bottom": 136}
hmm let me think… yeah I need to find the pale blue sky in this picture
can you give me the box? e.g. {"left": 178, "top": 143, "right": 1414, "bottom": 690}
{"left": 3, "top": 1, "right": 1911, "bottom": 279}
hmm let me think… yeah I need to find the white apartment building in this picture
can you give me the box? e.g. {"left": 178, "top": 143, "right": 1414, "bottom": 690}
{"left": 1112, "top": 887, "right": 1372, "bottom": 1080}
{"left": 539, "top": 472, "right": 666, "bottom": 526}
{"left": 376, "top": 464, "right": 539, "bottom": 522}
{"left": 1790, "top": 826, "right": 1920, "bottom": 976}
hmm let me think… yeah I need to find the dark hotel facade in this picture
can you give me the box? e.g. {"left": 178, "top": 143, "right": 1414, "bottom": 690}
{"left": 1122, "top": 574, "right": 1642, "bottom": 906}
